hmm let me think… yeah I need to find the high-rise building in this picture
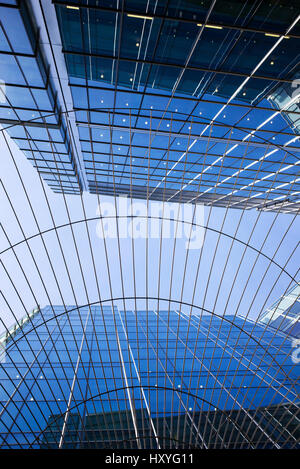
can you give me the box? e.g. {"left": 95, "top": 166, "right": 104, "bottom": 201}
{"left": 0, "top": 1, "right": 82, "bottom": 194}
{"left": 260, "top": 283, "right": 300, "bottom": 338}
{"left": 0, "top": 0, "right": 299, "bottom": 211}
{"left": 0, "top": 305, "right": 299, "bottom": 449}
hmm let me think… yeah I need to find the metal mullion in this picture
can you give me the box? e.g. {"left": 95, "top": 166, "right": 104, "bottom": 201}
{"left": 45, "top": 9, "right": 135, "bottom": 447}
{"left": 102, "top": 108, "right": 141, "bottom": 446}
{"left": 158, "top": 114, "right": 176, "bottom": 447}
{"left": 176, "top": 125, "right": 237, "bottom": 442}
{"left": 105, "top": 53, "right": 143, "bottom": 447}
{"left": 59, "top": 309, "right": 97, "bottom": 450}
{"left": 215, "top": 170, "right": 299, "bottom": 447}
{"left": 70, "top": 84, "right": 300, "bottom": 116}
{"left": 88, "top": 130, "right": 132, "bottom": 448}
{"left": 199, "top": 319, "right": 298, "bottom": 448}
{"left": 136, "top": 312, "right": 206, "bottom": 448}
{"left": 169, "top": 124, "right": 217, "bottom": 448}
{"left": 176, "top": 318, "right": 242, "bottom": 448}
{"left": 131, "top": 0, "right": 152, "bottom": 88}
{"left": 166, "top": 311, "right": 269, "bottom": 448}
{"left": 238, "top": 341, "right": 300, "bottom": 447}
{"left": 151, "top": 13, "right": 300, "bottom": 196}
{"left": 1, "top": 0, "right": 298, "bottom": 450}
{"left": 103, "top": 2, "right": 145, "bottom": 442}
{"left": 0, "top": 173, "right": 90, "bottom": 447}
{"left": 174, "top": 125, "right": 235, "bottom": 446}
{"left": 77, "top": 9, "right": 132, "bottom": 447}
{"left": 199, "top": 144, "right": 300, "bottom": 208}
{"left": 81, "top": 145, "right": 300, "bottom": 176}
{"left": 252, "top": 313, "right": 300, "bottom": 448}
{"left": 203, "top": 154, "right": 298, "bottom": 447}
{"left": 180, "top": 135, "right": 298, "bottom": 446}
{"left": 194, "top": 135, "right": 264, "bottom": 448}
{"left": 0, "top": 261, "right": 84, "bottom": 449}
{"left": 163, "top": 122, "right": 198, "bottom": 442}
{"left": 194, "top": 0, "right": 262, "bottom": 100}
{"left": 52, "top": 1, "right": 300, "bottom": 39}
{"left": 219, "top": 291, "right": 299, "bottom": 445}
{"left": 158, "top": 122, "right": 193, "bottom": 444}
{"left": 0, "top": 304, "right": 70, "bottom": 448}
{"left": 179, "top": 295, "right": 300, "bottom": 449}
{"left": 82, "top": 305, "right": 122, "bottom": 449}
{"left": 262, "top": 406, "right": 299, "bottom": 446}
{"left": 128, "top": 110, "right": 147, "bottom": 447}
{"left": 117, "top": 0, "right": 171, "bottom": 187}
{"left": 22, "top": 123, "right": 96, "bottom": 448}
{"left": 144, "top": 109, "right": 153, "bottom": 447}
{"left": 59, "top": 308, "right": 90, "bottom": 448}
{"left": 84, "top": 167, "right": 300, "bottom": 190}
{"left": 0, "top": 24, "right": 77, "bottom": 192}
{"left": 0, "top": 294, "right": 69, "bottom": 429}
{"left": 0, "top": 71, "right": 98, "bottom": 446}
{"left": 272, "top": 406, "right": 300, "bottom": 449}
{"left": 74, "top": 215, "right": 125, "bottom": 447}
{"left": 85, "top": 125, "right": 129, "bottom": 447}
{"left": 38, "top": 0, "right": 88, "bottom": 192}
{"left": 172, "top": 122, "right": 218, "bottom": 447}
{"left": 114, "top": 313, "right": 142, "bottom": 449}
{"left": 178, "top": 311, "right": 251, "bottom": 448}
{"left": 0, "top": 81, "right": 46, "bottom": 90}
{"left": 119, "top": 309, "right": 161, "bottom": 449}
{"left": 196, "top": 1, "right": 272, "bottom": 101}
{"left": 155, "top": 311, "right": 214, "bottom": 448}
{"left": 78, "top": 112, "right": 299, "bottom": 138}
{"left": 62, "top": 49, "right": 296, "bottom": 85}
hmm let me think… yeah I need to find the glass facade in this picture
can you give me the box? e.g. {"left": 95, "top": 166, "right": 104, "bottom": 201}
{"left": 0, "top": 0, "right": 81, "bottom": 194}
{"left": 53, "top": 0, "right": 300, "bottom": 210}
{"left": 1, "top": 1, "right": 299, "bottom": 453}
{"left": 0, "top": 305, "right": 299, "bottom": 449}
{"left": 0, "top": 0, "right": 299, "bottom": 211}
{"left": 260, "top": 284, "right": 300, "bottom": 338}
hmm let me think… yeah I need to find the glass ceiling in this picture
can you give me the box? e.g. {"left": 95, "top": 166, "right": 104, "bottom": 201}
{"left": 54, "top": 0, "right": 300, "bottom": 211}
{"left": 0, "top": 0, "right": 299, "bottom": 210}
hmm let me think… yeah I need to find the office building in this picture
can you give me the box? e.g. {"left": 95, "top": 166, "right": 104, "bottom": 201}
{"left": 0, "top": 0, "right": 299, "bottom": 211}
{"left": 260, "top": 283, "right": 300, "bottom": 338}
{"left": 0, "top": 305, "right": 299, "bottom": 448}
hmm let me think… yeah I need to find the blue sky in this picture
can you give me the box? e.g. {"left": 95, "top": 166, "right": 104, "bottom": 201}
{"left": 1, "top": 2, "right": 299, "bottom": 335}
{"left": 0, "top": 129, "right": 299, "bottom": 334}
